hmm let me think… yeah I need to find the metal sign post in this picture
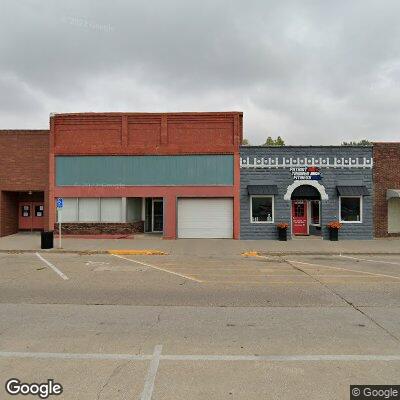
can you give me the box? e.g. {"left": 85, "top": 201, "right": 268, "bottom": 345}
{"left": 56, "top": 198, "right": 64, "bottom": 249}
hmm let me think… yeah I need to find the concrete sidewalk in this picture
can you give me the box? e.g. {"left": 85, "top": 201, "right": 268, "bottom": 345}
{"left": 0, "top": 232, "right": 399, "bottom": 255}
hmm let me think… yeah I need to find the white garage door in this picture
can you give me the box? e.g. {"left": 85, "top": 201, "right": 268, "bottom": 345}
{"left": 177, "top": 198, "right": 233, "bottom": 238}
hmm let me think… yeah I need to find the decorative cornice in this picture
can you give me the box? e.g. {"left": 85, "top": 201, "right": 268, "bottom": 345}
{"left": 240, "top": 156, "right": 373, "bottom": 169}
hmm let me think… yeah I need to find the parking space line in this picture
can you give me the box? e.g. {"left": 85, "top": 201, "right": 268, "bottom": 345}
{"left": 0, "top": 350, "right": 399, "bottom": 362}
{"left": 340, "top": 254, "right": 400, "bottom": 266}
{"left": 0, "top": 351, "right": 151, "bottom": 361}
{"left": 140, "top": 345, "right": 162, "bottom": 400}
{"left": 161, "top": 354, "right": 400, "bottom": 362}
{"left": 111, "top": 254, "right": 203, "bottom": 283}
{"left": 35, "top": 253, "right": 69, "bottom": 280}
{"left": 285, "top": 259, "right": 400, "bottom": 281}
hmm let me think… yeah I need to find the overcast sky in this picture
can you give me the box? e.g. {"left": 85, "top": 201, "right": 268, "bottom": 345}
{"left": 1, "top": 1, "right": 400, "bottom": 145}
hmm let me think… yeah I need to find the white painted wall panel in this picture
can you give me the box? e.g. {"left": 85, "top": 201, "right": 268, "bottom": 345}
{"left": 78, "top": 198, "right": 100, "bottom": 222}
{"left": 100, "top": 198, "right": 122, "bottom": 222}
{"left": 57, "top": 198, "right": 78, "bottom": 222}
{"left": 388, "top": 198, "right": 400, "bottom": 233}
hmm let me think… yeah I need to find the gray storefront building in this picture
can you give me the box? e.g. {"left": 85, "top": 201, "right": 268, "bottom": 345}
{"left": 240, "top": 146, "right": 373, "bottom": 240}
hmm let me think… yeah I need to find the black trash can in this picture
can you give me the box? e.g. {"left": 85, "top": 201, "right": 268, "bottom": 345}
{"left": 328, "top": 228, "right": 339, "bottom": 241}
{"left": 41, "top": 231, "right": 54, "bottom": 249}
{"left": 277, "top": 228, "right": 288, "bottom": 241}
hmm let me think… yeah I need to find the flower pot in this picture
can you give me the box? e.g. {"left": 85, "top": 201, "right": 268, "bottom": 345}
{"left": 329, "top": 228, "right": 339, "bottom": 241}
{"left": 278, "top": 228, "right": 287, "bottom": 241}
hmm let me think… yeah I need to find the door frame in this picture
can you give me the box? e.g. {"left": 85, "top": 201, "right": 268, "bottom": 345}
{"left": 18, "top": 201, "right": 45, "bottom": 231}
{"left": 291, "top": 199, "right": 309, "bottom": 236}
{"left": 151, "top": 198, "right": 163, "bottom": 233}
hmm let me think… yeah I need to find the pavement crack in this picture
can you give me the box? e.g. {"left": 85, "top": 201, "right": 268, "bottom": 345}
{"left": 282, "top": 257, "right": 400, "bottom": 344}
{"left": 96, "top": 361, "right": 128, "bottom": 400}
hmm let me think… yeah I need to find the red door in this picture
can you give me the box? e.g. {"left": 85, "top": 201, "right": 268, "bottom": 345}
{"left": 32, "top": 202, "right": 45, "bottom": 230}
{"left": 292, "top": 200, "right": 308, "bottom": 236}
{"left": 18, "top": 202, "right": 44, "bottom": 231}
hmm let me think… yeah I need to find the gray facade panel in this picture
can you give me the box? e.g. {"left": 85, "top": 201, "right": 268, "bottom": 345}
{"left": 240, "top": 146, "right": 373, "bottom": 240}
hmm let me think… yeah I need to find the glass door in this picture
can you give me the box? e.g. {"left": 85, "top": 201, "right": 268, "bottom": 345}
{"left": 152, "top": 199, "right": 163, "bottom": 232}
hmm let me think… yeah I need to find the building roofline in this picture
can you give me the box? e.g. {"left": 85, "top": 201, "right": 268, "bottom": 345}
{"left": 0, "top": 129, "right": 49, "bottom": 134}
{"left": 50, "top": 111, "right": 243, "bottom": 117}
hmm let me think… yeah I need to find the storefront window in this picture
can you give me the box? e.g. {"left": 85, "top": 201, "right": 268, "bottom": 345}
{"left": 251, "top": 196, "right": 274, "bottom": 223}
{"left": 310, "top": 200, "right": 320, "bottom": 225}
{"left": 340, "top": 196, "right": 362, "bottom": 222}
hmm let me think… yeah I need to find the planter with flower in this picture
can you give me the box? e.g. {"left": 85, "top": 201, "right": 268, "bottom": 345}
{"left": 276, "top": 222, "right": 289, "bottom": 241}
{"left": 327, "top": 221, "right": 342, "bottom": 241}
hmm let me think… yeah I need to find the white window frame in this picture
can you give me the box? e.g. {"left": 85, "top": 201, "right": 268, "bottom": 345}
{"left": 250, "top": 195, "right": 274, "bottom": 224}
{"left": 309, "top": 200, "right": 321, "bottom": 227}
{"left": 339, "top": 195, "right": 363, "bottom": 224}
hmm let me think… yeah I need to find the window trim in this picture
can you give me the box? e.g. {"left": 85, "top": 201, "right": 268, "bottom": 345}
{"left": 339, "top": 195, "right": 363, "bottom": 224}
{"left": 309, "top": 200, "right": 321, "bottom": 227}
{"left": 250, "top": 195, "right": 274, "bottom": 224}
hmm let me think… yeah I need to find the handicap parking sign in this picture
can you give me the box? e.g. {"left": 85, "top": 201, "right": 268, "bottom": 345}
{"left": 56, "top": 198, "right": 64, "bottom": 209}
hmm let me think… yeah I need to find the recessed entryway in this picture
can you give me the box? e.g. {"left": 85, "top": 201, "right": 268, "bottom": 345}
{"left": 291, "top": 185, "right": 321, "bottom": 237}
{"left": 144, "top": 198, "right": 164, "bottom": 233}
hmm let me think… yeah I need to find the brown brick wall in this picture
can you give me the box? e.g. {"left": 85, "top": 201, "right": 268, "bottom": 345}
{"left": 54, "top": 221, "right": 144, "bottom": 235}
{"left": 0, "top": 130, "right": 49, "bottom": 189}
{"left": 373, "top": 142, "right": 400, "bottom": 237}
{"left": 52, "top": 112, "right": 242, "bottom": 155}
{"left": 0, "top": 191, "right": 19, "bottom": 236}
{"left": 0, "top": 130, "right": 49, "bottom": 236}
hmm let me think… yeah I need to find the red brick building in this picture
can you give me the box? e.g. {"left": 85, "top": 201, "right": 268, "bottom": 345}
{"left": 0, "top": 130, "right": 49, "bottom": 236}
{"left": 49, "top": 112, "right": 242, "bottom": 239}
{"left": 373, "top": 142, "right": 400, "bottom": 237}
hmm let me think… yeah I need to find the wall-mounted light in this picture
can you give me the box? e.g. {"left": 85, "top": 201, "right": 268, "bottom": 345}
{"left": 28, "top": 191, "right": 32, "bottom": 195}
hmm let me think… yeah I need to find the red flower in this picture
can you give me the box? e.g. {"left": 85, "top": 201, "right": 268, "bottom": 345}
{"left": 276, "top": 222, "right": 289, "bottom": 229}
{"left": 327, "top": 221, "right": 342, "bottom": 230}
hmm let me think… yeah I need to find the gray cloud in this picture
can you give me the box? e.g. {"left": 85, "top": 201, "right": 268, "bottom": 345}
{"left": 1, "top": 0, "right": 400, "bottom": 144}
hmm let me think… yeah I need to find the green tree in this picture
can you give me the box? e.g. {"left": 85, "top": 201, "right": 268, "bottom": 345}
{"left": 263, "top": 136, "right": 285, "bottom": 146}
{"left": 242, "top": 138, "right": 250, "bottom": 145}
{"left": 341, "top": 139, "right": 372, "bottom": 146}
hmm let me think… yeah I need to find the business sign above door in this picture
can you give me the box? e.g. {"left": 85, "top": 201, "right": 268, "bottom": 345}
{"left": 291, "top": 166, "right": 321, "bottom": 180}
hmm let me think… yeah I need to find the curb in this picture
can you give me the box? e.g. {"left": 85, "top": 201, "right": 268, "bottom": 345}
{"left": 108, "top": 250, "right": 166, "bottom": 255}
{"left": 0, "top": 249, "right": 400, "bottom": 256}
{"left": 243, "top": 251, "right": 400, "bottom": 256}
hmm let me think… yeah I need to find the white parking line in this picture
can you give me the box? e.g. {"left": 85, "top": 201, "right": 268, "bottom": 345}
{"left": 111, "top": 254, "right": 203, "bottom": 283}
{"left": 340, "top": 254, "right": 400, "bottom": 266}
{"left": 0, "top": 351, "right": 150, "bottom": 361}
{"left": 0, "top": 350, "right": 399, "bottom": 362}
{"left": 162, "top": 354, "right": 400, "bottom": 362}
{"left": 140, "top": 345, "right": 162, "bottom": 400}
{"left": 285, "top": 259, "right": 400, "bottom": 281}
{"left": 35, "top": 253, "right": 69, "bottom": 280}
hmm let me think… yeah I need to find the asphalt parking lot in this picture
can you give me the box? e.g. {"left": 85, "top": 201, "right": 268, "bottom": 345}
{"left": 0, "top": 250, "right": 400, "bottom": 399}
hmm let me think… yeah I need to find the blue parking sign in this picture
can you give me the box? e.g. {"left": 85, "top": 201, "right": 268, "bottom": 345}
{"left": 56, "top": 198, "right": 64, "bottom": 209}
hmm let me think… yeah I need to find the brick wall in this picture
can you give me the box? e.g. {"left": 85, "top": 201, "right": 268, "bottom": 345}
{"left": 52, "top": 112, "right": 242, "bottom": 155}
{"left": 54, "top": 221, "right": 144, "bottom": 235}
{"left": 0, "top": 191, "right": 19, "bottom": 236}
{"left": 373, "top": 142, "right": 400, "bottom": 237}
{"left": 0, "top": 130, "right": 49, "bottom": 189}
{"left": 0, "top": 130, "right": 49, "bottom": 236}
